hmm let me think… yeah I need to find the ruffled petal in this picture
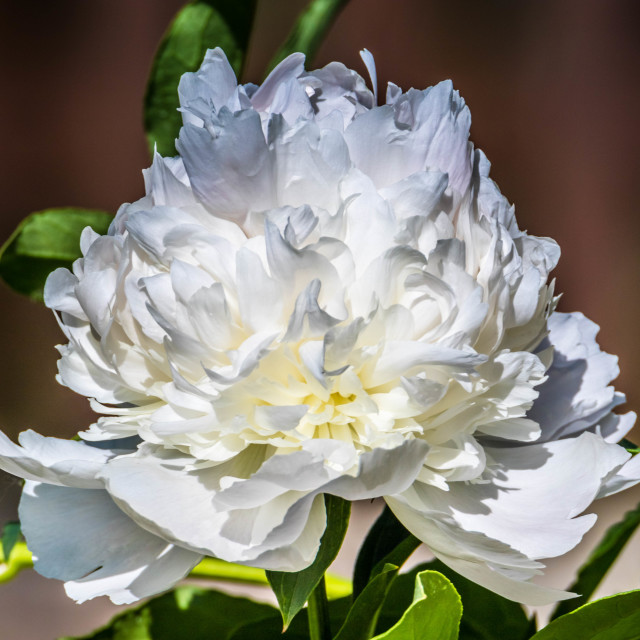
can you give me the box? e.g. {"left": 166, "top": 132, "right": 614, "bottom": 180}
{"left": 0, "top": 431, "right": 121, "bottom": 489}
{"left": 530, "top": 312, "right": 634, "bottom": 442}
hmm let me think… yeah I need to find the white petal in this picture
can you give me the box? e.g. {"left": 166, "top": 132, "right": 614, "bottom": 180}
{"left": 44, "top": 268, "right": 85, "bottom": 319}
{"left": 344, "top": 81, "right": 473, "bottom": 193}
{"left": 0, "top": 431, "right": 117, "bottom": 489}
{"left": 254, "top": 405, "right": 308, "bottom": 431}
{"left": 178, "top": 48, "right": 239, "bottom": 127}
{"left": 20, "top": 481, "right": 200, "bottom": 604}
{"left": 359, "top": 49, "right": 377, "bottom": 103}
{"left": 597, "top": 452, "right": 640, "bottom": 498}
{"left": 177, "top": 110, "right": 273, "bottom": 222}
{"left": 385, "top": 496, "right": 574, "bottom": 606}
{"left": 427, "top": 433, "right": 627, "bottom": 561}
{"left": 251, "top": 53, "right": 306, "bottom": 113}
{"left": 531, "top": 312, "right": 631, "bottom": 441}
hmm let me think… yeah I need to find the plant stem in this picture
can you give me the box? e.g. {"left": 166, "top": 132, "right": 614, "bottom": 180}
{"left": 189, "top": 557, "right": 352, "bottom": 599}
{"left": 308, "top": 576, "right": 332, "bottom": 640}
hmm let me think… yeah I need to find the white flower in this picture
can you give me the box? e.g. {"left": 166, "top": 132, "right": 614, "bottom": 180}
{"left": 1, "top": 48, "right": 638, "bottom": 606}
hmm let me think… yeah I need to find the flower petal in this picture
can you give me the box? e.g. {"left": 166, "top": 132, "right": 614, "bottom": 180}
{"left": 20, "top": 481, "right": 200, "bottom": 604}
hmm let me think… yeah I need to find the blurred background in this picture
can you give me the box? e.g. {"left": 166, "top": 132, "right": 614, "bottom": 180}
{"left": 0, "top": 0, "right": 639, "bottom": 637}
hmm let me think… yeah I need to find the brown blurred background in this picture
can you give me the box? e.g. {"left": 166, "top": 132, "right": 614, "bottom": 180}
{"left": 1, "top": 1, "right": 639, "bottom": 637}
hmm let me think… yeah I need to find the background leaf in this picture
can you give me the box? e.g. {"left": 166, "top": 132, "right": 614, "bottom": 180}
{"left": 334, "top": 563, "right": 399, "bottom": 640}
{"left": 353, "top": 506, "right": 420, "bottom": 599}
{"left": 144, "top": 0, "right": 257, "bottom": 156}
{"left": 0, "top": 208, "right": 112, "bottom": 300}
{"left": 552, "top": 500, "right": 640, "bottom": 620}
{"left": 531, "top": 590, "right": 640, "bottom": 640}
{"left": 372, "top": 570, "right": 462, "bottom": 640}
{"left": 230, "top": 596, "right": 353, "bottom": 640}
{"left": 266, "top": 0, "right": 352, "bottom": 74}
{"left": 620, "top": 438, "right": 640, "bottom": 455}
{"left": 266, "top": 494, "right": 351, "bottom": 629}
{"left": 60, "top": 586, "right": 279, "bottom": 640}
{"left": 1, "top": 522, "right": 21, "bottom": 562}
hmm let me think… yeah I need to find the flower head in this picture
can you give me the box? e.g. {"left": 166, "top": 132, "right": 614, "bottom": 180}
{"left": 1, "top": 48, "right": 637, "bottom": 605}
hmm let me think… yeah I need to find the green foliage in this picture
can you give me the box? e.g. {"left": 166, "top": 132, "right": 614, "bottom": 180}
{"left": 60, "top": 586, "right": 279, "bottom": 640}
{"left": 423, "top": 560, "right": 531, "bottom": 640}
{"left": 353, "top": 506, "right": 420, "bottom": 599}
{"left": 620, "top": 438, "right": 640, "bottom": 455}
{"left": 374, "top": 560, "right": 531, "bottom": 640}
{"left": 229, "top": 596, "right": 353, "bottom": 640}
{"left": 552, "top": 500, "right": 640, "bottom": 620}
{"left": 334, "top": 564, "right": 399, "bottom": 640}
{"left": 266, "top": 0, "right": 352, "bottom": 74}
{"left": 267, "top": 495, "right": 351, "bottom": 629}
{"left": 144, "top": 0, "right": 257, "bottom": 156}
{"left": 531, "top": 590, "right": 640, "bottom": 640}
{"left": 0, "top": 208, "right": 112, "bottom": 300}
{"left": 372, "top": 570, "right": 462, "bottom": 640}
{"left": 1, "top": 522, "right": 21, "bottom": 562}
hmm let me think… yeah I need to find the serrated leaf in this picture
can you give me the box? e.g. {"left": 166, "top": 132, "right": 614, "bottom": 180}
{"left": 552, "top": 500, "right": 640, "bottom": 620}
{"left": 0, "top": 208, "right": 112, "bottom": 300}
{"left": 266, "top": 0, "right": 352, "bottom": 74}
{"left": 372, "top": 570, "right": 462, "bottom": 640}
{"left": 266, "top": 494, "right": 350, "bottom": 629}
{"left": 531, "top": 590, "right": 640, "bottom": 640}
{"left": 144, "top": 0, "right": 257, "bottom": 157}
{"left": 1, "top": 522, "right": 21, "bottom": 561}
{"left": 353, "top": 506, "right": 420, "bottom": 599}
{"left": 59, "top": 586, "right": 279, "bottom": 640}
{"left": 334, "top": 563, "right": 399, "bottom": 640}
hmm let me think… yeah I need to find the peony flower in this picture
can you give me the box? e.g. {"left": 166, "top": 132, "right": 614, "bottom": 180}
{"left": 1, "top": 48, "right": 638, "bottom": 606}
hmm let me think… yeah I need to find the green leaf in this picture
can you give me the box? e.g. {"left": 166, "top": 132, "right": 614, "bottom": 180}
{"left": 531, "top": 590, "right": 640, "bottom": 640}
{"left": 266, "top": 494, "right": 351, "bottom": 629}
{"left": 60, "top": 586, "right": 279, "bottom": 640}
{"left": 334, "top": 563, "right": 399, "bottom": 640}
{"left": 372, "top": 570, "right": 462, "bottom": 640}
{"left": 266, "top": 0, "right": 352, "bottom": 74}
{"left": 0, "top": 208, "right": 112, "bottom": 300}
{"left": 144, "top": 0, "right": 257, "bottom": 157}
{"left": 353, "top": 506, "right": 420, "bottom": 599}
{"left": 0, "top": 541, "right": 33, "bottom": 584}
{"left": 620, "top": 438, "right": 640, "bottom": 455}
{"left": 1, "top": 522, "right": 21, "bottom": 561}
{"left": 425, "top": 560, "right": 531, "bottom": 640}
{"left": 552, "top": 500, "right": 640, "bottom": 620}
{"left": 374, "top": 560, "right": 530, "bottom": 640}
{"left": 230, "top": 596, "right": 353, "bottom": 640}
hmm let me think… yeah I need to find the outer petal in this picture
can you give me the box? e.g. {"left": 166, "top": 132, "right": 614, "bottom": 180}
{"left": 344, "top": 81, "right": 473, "bottom": 193}
{"left": 385, "top": 495, "right": 574, "bottom": 606}
{"left": 20, "top": 482, "right": 200, "bottom": 604}
{"left": 178, "top": 48, "right": 239, "bottom": 127}
{"left": 597, "top": 453, "right": 640, "bottom": 498}
{"left": 0, "top": 431, "right": 117, "bottom": 489}
{"left": 99, "top": 440, "right": 428, "bottom": 569}
{"left": 453, "top": 433, "right": 628, "bottom": 559}
{"left": 98, "top": 450, "right": 324, "bottom": 569}
{"left": 530, "top": 312, "right": 635, "bottom": 442}
{"left": 177, "top": 109, "right": 274, "bottom": 222}
{"left": 387, "top": 433, "right": 630, "bottom": 604}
